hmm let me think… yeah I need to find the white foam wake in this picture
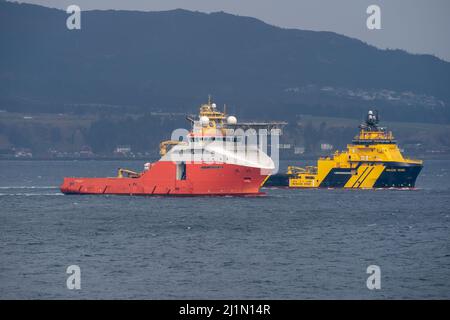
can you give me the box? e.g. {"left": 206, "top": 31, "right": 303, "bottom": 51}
{"left": 0, "top": 186, "right": 58, "bottom": 189}
{"left": 0, "top": 192, "right": 63, "bottom": 196}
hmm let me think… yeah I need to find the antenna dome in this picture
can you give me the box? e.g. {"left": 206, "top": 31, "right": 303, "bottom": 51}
{"left": 200, "top": 116, "right": 209, "bottom": 127}
{"left": 227, "top": 116, "right": 237, "bottom": 125}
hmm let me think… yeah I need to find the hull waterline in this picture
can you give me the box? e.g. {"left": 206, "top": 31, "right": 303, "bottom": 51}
{"left": 60, "top": 162, "right": 270, "bottom": 196}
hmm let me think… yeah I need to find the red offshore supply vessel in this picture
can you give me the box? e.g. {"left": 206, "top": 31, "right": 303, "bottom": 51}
{"left": 60, "top": 99, "right": 275, "bottom": 196}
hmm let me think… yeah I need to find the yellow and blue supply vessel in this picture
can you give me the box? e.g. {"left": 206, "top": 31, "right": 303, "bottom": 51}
{"left": 266, "top": 110, "right": 423, "bottom": 189}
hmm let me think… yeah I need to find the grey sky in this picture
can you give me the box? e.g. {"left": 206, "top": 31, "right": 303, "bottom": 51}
{"left": 10, "top": 0, "right": 450, "bottom": 61}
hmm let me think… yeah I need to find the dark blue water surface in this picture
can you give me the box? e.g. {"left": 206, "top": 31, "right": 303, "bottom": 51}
{"left": 0, "top": 160, "right": 449, "bottom": 299}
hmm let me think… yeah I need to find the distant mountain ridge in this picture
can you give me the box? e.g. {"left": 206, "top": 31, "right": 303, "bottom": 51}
{"left": 1, "top": 0, "right": 450, "bottom": 123}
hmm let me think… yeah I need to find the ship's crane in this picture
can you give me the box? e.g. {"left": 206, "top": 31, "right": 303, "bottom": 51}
{"left": 159, "top": 140, "right": 187, "bottom": 156}
{"left": 117, "top": 168, "right": 140, "bottom": 178}
{"left": 287, "top": 166, "right": 317, "bottom": 176}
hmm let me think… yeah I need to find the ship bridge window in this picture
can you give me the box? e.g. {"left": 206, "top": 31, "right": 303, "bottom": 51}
{"left": 190, "top": 148, "right": 209, "bottom": 155}
{"left": 191, "top": 136, "right": 239, "bottom": 142}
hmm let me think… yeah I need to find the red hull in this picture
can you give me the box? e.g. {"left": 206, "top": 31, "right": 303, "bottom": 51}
{"left": 60, "top": 161, "right": 269, "bottom": 196}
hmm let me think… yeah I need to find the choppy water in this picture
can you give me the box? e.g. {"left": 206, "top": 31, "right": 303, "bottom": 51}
{"left": 0, "top": 160, "right": 449, "bottom": 299}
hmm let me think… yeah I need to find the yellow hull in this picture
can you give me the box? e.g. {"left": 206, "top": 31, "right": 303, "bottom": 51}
{"left": 265, "top": 111, "right": 424, "bottom": 189}
{"left": 289, "top": 161, "right": 423, "bottom": 189}
{"left": 286, "top": 112, "right": 423, "bottom": 189}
